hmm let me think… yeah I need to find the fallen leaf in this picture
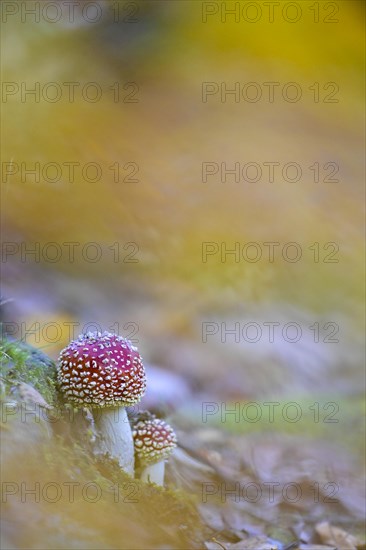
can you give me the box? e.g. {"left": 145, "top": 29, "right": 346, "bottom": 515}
{"left": 230, "top": 535, "right": 279, "bottom": 549}
{"left": 315, "top": 522, "right": 361, "bottom": 550}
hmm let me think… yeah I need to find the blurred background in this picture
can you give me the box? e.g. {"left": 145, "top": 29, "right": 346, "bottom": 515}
{"left": 1, "top": 0, "right": 365, "bottom": 546}
{"left": 2, "top": 0, "right": 364, "bottom": 394}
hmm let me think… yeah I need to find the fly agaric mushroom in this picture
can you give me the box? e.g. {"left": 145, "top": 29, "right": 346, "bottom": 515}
{"left": 57, "top": 331, "right": 146, "bottom": 476}
{"left": 132, "top": 412, "right": 177, "bottom": 486}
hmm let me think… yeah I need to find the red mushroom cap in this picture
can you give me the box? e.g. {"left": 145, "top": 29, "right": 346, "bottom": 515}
{"left": 57, "top": 331, "right": 146, "bottom": 408}
{"left": 132, "top": 417, "right": 177, "bottom": 464}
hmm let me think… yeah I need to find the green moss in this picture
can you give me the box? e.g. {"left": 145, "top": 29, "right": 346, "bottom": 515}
{"left": 0, "top": 336, "right": 58, "bottom": 405}
{"left": 32, "top": 434, "right": 208, "bottom": 548}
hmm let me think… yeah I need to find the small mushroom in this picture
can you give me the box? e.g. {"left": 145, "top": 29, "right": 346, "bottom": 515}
{"left": 57, "top": 331, "right": 146, "bottom": 476}
{"left": 132, "top": 413, "right": 177, "bottom": 486}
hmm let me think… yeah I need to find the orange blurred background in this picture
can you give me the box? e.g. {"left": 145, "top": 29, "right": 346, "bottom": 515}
{"left": 1, "top": 0, "right": 364, "bottom": 391}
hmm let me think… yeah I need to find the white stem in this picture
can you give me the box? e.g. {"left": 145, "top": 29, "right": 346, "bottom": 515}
{"left": 140, "top": 460, "right": 165, "bottom": 486}
{"left": 93, "top": 407, "right": 134, "bottom": 476}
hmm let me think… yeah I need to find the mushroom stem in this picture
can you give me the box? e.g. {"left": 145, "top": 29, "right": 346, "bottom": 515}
{"left": 93, "top": 406, "right": 134, "bottom": 476}
{"left": 140, "top": 460, "right": 165, "bottom": 486}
